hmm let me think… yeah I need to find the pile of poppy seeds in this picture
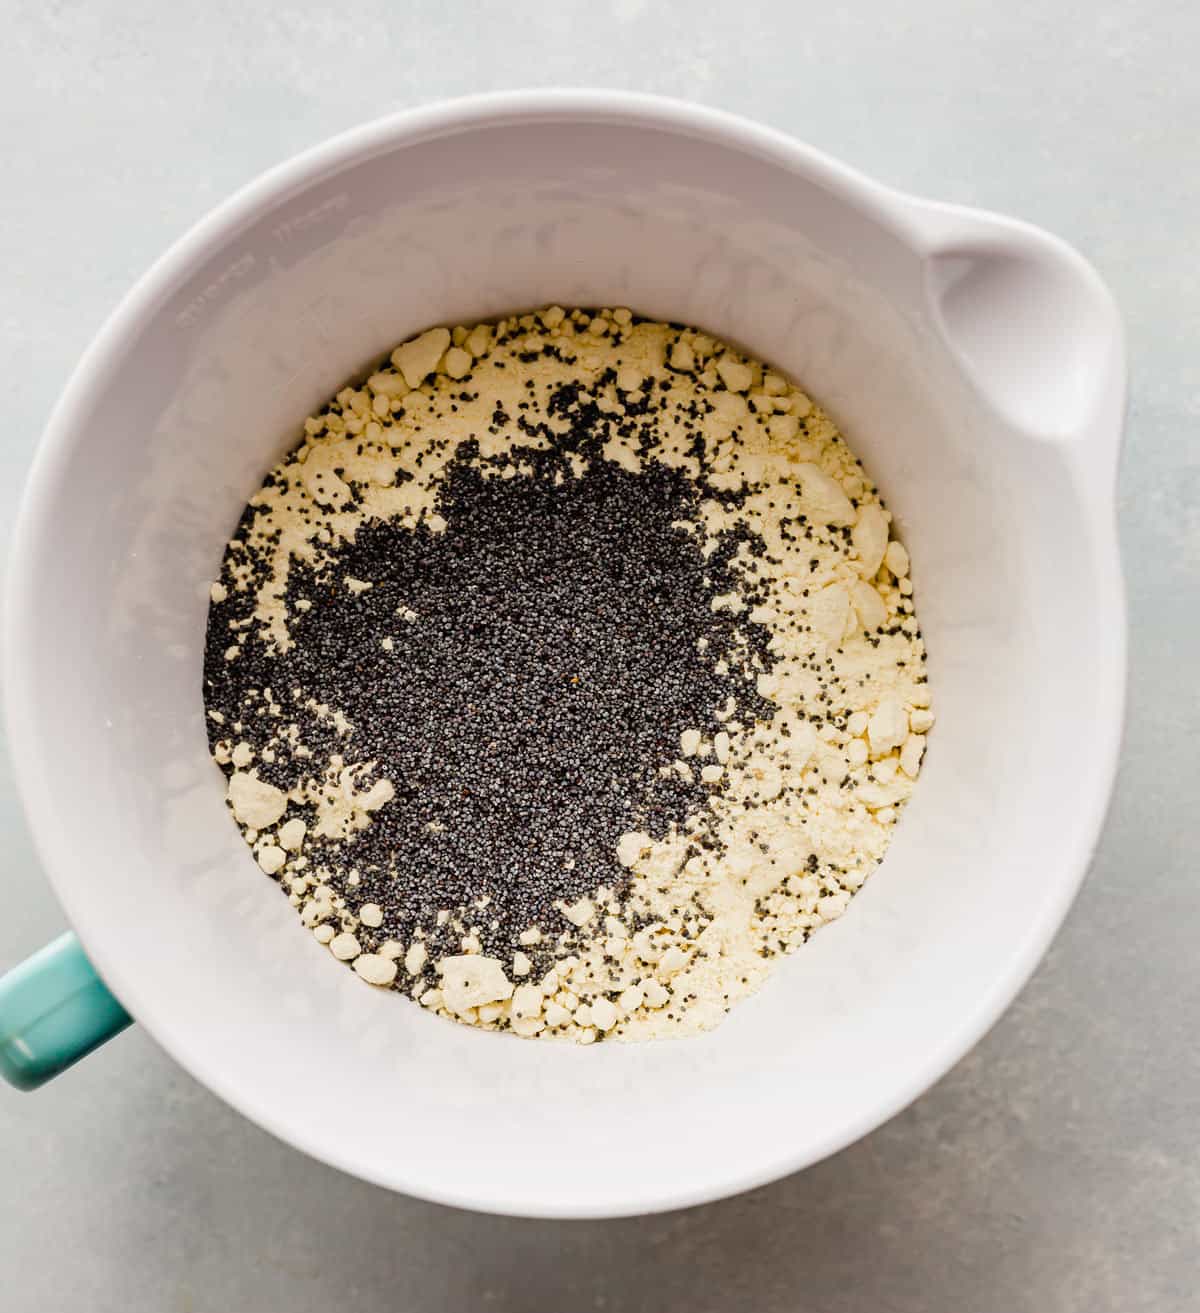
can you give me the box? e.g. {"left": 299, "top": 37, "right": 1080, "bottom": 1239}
{"left": 203, "top": 307, "right": 932, "bottom": 1042}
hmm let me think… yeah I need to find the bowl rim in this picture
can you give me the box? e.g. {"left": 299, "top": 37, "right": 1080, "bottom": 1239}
{"left": 3, "top": 88, "right": 1128, "bottom": 1218}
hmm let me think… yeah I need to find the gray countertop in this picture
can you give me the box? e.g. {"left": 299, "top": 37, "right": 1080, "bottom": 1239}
{"left": 1, "top": 2, "right": 1196, "bottom": 1309}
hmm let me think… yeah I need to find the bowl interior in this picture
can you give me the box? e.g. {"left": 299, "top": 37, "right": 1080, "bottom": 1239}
{"left": 8, "top": 105, "right": 1123, "bottom": 1216}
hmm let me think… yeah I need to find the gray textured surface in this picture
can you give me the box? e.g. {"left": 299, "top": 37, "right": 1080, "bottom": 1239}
{"left": 1, "top": 1, "right": 1196, "bottom": 1309}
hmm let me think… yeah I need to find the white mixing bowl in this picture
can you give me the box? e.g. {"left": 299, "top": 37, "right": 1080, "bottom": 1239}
{"left": 4, "top": 91, "right": 1126, "bottom": 1217}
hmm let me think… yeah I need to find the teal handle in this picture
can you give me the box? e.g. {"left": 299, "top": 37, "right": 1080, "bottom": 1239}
{"left": 0, "top": 932, "right": 132, "bottom": 1090}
